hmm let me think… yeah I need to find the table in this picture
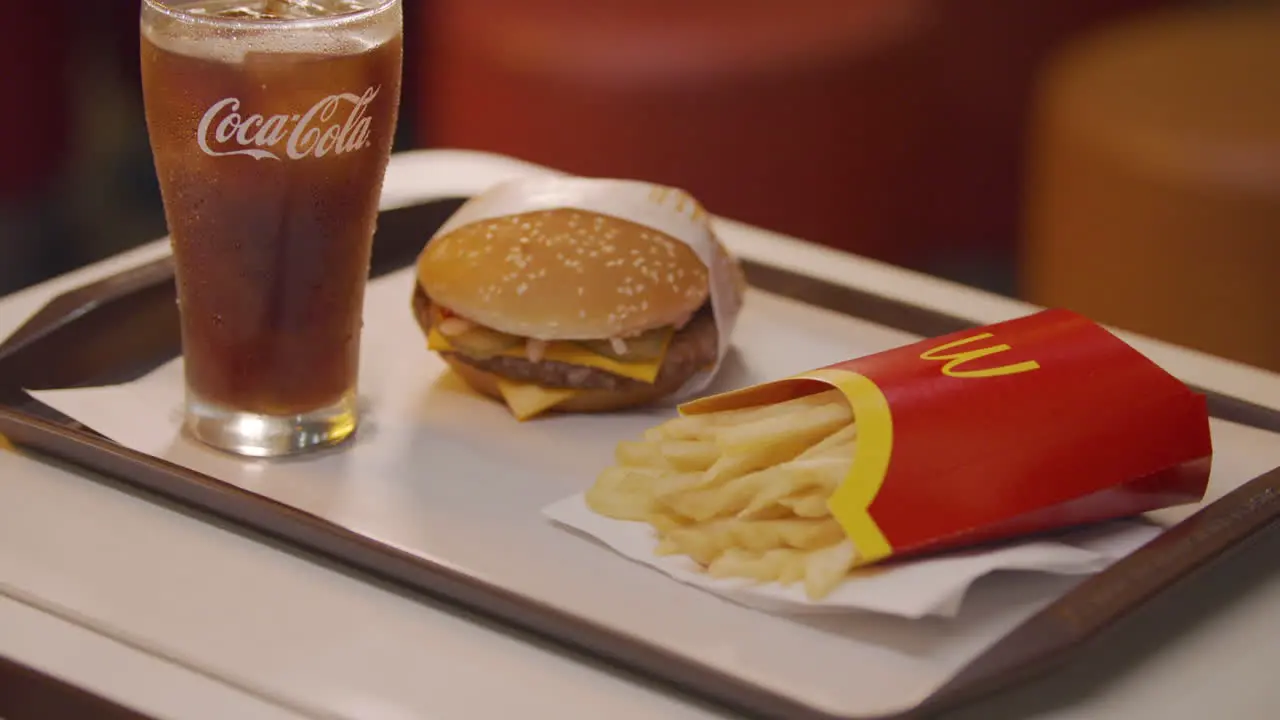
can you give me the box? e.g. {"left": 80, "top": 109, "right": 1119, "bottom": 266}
{"left": 2, "top": 150, "right": 1278, "bottom": 720}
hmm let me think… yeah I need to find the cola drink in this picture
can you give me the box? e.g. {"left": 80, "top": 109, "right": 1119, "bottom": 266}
{"left": 140, "top": 0, "right": 403, "bottom": 456}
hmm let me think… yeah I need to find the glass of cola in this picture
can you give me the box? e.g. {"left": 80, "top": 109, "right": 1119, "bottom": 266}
{"left": 140, "top": 0, "right": 403, "bottom": 457}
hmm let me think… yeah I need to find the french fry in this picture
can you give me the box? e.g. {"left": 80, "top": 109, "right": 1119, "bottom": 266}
{"left": 617, "top": 438, "right": 720, "bottom": 473}
{"left": 803, "top": 540, "right": 859, "bottom": 601}
{"left": 690, "top": 414, "right": 849, "bottom": 494}
{"left": 796, "top": 424, "right": 858, "bottom": 460}
{"left": 659, "top": 467, "right": 772, "bottom": 521}
{"left": 654, "top": 537, "right": 681, "bottom": 556}
{"left": 737, "top": 457, "right": 850, "bottom": 519}
{"left": 660, "top": 440, "right": 720, "bottom": 472}
{"left": 777, "top": 554, "right": 807, "bottom": 586}
{"left": 695, "top": 452, "right": 771, "bottom": 490}
{"left": 742, "top": 505, "right": 795, "bottom": 521}
{"left": 661, "top": 526, "right": 727, "bottom": 566}
{"left": 662, "top": 518, "right": 845, "bottom": 567}
{"left": 707, "top": 547, "right": 805, "bottom": 584}
{"left": 662, "top": 456, "right": 845, "bottom": 522}
{"left": 778, "top": 491, "right": 832, "bottom": 518}
{"left": 713, "top": 402, "right": 851, "bottom": 457}
{"left": 585, "top": 466, "right": 665, "bottom": 521}
{"left": 705, "top": 541, "right": 857, "bottom": 599}
{"left": 648, "top": 415, "right": 711, "bottom": 441}
{"left": 651, "top": 471, "right": 703, "bottom": 498}
{"left": 646, "top": 511, "right": 689, "bottom": 535}
{"left": 615, "top": 440, "right": 667, "bottom": 468}
{"left": 662, "top": 390, "right": 844, "bottom": 438}
{"left": 586, "top": 387, "right": 864, "bottom": 600}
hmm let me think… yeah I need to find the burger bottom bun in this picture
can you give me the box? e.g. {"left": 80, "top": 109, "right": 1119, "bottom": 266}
{"left": 440, "top": 355, "right": 687, "bottom": 414}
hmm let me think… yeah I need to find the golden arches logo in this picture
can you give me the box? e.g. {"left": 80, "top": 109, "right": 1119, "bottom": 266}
{"left": 919, "top": 333, "right": 1041, "bottom": 379}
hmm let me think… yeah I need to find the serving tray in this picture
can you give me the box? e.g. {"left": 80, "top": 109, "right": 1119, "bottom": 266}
{"left": 3, "top": 188, "right": 1280, "bottom": 719}
{"left": 0, "top": 651, "right": 152, "bottom": 720}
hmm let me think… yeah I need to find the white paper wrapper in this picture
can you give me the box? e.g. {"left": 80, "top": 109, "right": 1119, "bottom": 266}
{"left": 431, "top": 176, "right": 745, "bottom": 401}
{"left": 543, "top": 494, "right": 1162, "bottom": 619}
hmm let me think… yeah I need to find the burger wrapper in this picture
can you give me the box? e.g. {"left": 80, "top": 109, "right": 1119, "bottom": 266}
{"left": 430, "top": 176, "right": 745, "bottom": 402}
{"left": 679, "top": 308, "right": 1214, "bottom": 567}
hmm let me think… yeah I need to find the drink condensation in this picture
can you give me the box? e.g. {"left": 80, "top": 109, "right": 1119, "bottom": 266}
{"left": 140, "top": 0, "right": 404, "bottom": 456}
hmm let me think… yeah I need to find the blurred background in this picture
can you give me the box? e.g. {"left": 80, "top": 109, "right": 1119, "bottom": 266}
{"left": 1, "top": 0, "right": 1277, "bottom": 369}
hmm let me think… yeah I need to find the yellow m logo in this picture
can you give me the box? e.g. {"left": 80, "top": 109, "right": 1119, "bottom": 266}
{"left": 919, "top": 333, "right": 1041, "bottom": 379}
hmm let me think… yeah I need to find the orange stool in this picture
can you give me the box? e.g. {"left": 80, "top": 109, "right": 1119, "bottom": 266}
{"left": 1022, "top": 5, "right": 1280, "bottom": 371}
{"left": 913, "top": 0, "right": 1175, "bottom": 278}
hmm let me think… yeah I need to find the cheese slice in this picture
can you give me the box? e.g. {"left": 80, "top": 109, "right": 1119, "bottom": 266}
{"left": 426, "top": 327, "right": 672, "bottom": 384}
{"left": 495, "top": 379, "right": 583, "bottom": 421}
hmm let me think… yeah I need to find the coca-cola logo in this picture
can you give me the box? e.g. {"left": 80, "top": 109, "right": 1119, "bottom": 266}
{"left": 197, "top": 86, "right": 380, "bottom": 160}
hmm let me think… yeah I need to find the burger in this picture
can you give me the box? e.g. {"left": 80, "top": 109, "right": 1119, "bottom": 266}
{"left": 412, "top": 206, "right": 744, "bottom": 420}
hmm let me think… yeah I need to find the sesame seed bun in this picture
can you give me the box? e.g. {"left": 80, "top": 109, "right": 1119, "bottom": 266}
{"left": 415, "top": 209, "right": 711, "bottom": 341}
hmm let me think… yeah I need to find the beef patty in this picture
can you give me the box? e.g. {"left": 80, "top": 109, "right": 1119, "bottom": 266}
{"left": 413, "top": 285, "right": 719, "bottom": 391}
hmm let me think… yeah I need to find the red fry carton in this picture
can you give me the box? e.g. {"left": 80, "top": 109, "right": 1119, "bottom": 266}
{"left": 679, "top": 309, "right": 1213, "bottom": 567}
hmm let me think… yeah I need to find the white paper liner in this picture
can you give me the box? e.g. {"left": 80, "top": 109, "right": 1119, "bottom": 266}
{"left": 543, "top": 494, "right": 1162, "bottom": 619}
{"left": 431, "top": 176, "right": 745, "bottom": 401}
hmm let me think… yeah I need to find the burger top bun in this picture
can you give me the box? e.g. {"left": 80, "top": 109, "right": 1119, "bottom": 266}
{"left": 415, "top": 208, "right": 711, "bottom": 341}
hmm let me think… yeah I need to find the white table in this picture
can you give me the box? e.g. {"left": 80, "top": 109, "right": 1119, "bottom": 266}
{"left": 2, "top": 150, "right": 1278, "bottom": 720}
